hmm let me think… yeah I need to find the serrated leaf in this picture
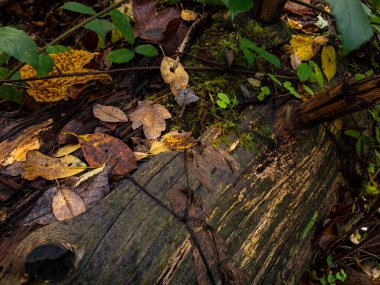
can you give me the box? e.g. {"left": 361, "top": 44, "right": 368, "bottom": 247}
{"left": 84, "top": 19, "right": 114, "bottom": 41}
{"left": 110, "top": 9, "right": 135, "bottom": 45}
{"left": 239, "top": 38, "right": 280, "bottom": 69}
{"left": 134, "top": 44, "right": 159, "bottom": 57}
{"left": 0, "top": 27, "right": 39, "bottom": 68}
{"left": 129, "top": 100, "right": 172, "bottom": 139}
{"left": 46, "top": 45, "right": 70, "bottom": 54}
{"left": 326, "top": 0, "right": 373, "bottom": 55}
{"left": 36, "top": 53, "right": 55, "bottom": 77}
{"left": 222, "top": 0, "right": 253, "bottom": 18}
{"left": 297, "top": 63, "right": 312, "bottom": 82}
{"left": 321, "top": 45, "right": 336, "bottom": 82}
{"left": 107, "top": 48, "right": 134, "bottom": 63}
{"left": 20, "top": 49, "right": 110, "bottom": 102}
{"left": 60, "top": 2, "right": 96, "bottom": 15}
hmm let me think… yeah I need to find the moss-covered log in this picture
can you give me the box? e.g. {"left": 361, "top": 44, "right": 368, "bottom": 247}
{"left": 1, "top": 105, "right": 342, "bottom": 285}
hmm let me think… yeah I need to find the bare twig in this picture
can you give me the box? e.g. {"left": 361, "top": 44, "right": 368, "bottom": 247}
{"left": 288, "top": 0, "right": 333, "bottom": 17}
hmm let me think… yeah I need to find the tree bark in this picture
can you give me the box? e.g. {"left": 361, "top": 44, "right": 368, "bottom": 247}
{"left": 1, "top": 106, "right": 342, "bottom": 285}
{"left": 253, "top": 0, "right": 287, "bottom": 24}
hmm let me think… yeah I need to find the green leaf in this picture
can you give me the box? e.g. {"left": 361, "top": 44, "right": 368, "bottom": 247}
{"left": 110, "top": 9, "right": 135, "bottom": 45}
{"left": 261, "top": 86, "right": 270, "bottom": 95}
{"left": 0, "top": 85, "right": 23, "bottom": 104}
{"left": 257, "top": 92, "right": 265, "bottom": 101}
{"left": 369, "top": 0, "right": 380, "bottom": 10}
{"left": 0, "top": 26, "right": 39, "bottom": 68}
{"left": 364, "top": 183, "right": 379, "bottom": 195}
{"left": 283, "top": 81, "right": 301, "bottom": 98}
{"left": 361, "top": 135, "right": 375, "bottom": 145}
{"left": 221, "top": 0, "right": 253, "bottom": 18}
{"left": 309, "top": 60, "right": 323, "bottom": 89}
{"left": 335, "top": 269, "right": 347, "bottom": 281}
{"left": 297, "top": 63, "right": 312, "bottom": 82}
{"left": 241, "top": 47, "right": 255, "bottom": 66}
{"left": 239, "top": 38, "right": 281, "bottom": 69}
{"left": 46, "top": 45, "right": 70, "bottom": 54}
{"left": 327, "top": 274, "right": 336, "bottom": 283}
{"left": 134, "top": 44, "right": 159, "bottom": 57}
{"left": 303, "top": 84, "right": 314, "bottom": 96}
{"left": 355, "top": 73, "right": 366, "bottom": 81}
{"left": 326, "top": 0, "right": 373, "bottom": 55}
{"left": 267, "top": 73, "right": 282, "bottom": 86}
{"left": 356, "top": 137, "right": 362, "bottom": 156}
{"left": 84, "top": 19, "right": 114, "bottom": 41}
{"left": 327, "top": 255, "right": 333, "bottom": 268}
{"left": 36, "top": 53, "right": 54, "bottom": 77}
{"left": 344, "top": 129, "right": 361, "bottom": 139}
{"left": 217, "top": 100, "right": 228, "bottom": 108}
{"left": 218, "top": 93, "right": 230, "bottom": 104}
{"left": 60, "top": 2, "right": 96, "bottom": 15}
{"left": 107, "top": 48, "right": 134, "bottom": 63}
{"left": 320, "top": 275, "right": 328, "bottom": 285}
{"left": 0, "top": 67, "right": 10, "bottom": 78}
{"left": 0, "top": 50, "right": 10, "bottom": 66}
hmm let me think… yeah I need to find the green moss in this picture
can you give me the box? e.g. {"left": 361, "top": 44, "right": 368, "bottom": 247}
{"left": 301, "top": 211, "right": 318, "bottom": 240}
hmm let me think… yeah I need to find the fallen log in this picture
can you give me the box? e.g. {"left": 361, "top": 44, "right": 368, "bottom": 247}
{"left": 1, "top": 104, "right": 342, "bottom": 285}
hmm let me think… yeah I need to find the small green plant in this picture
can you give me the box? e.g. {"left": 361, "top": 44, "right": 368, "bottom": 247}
{"left": 319, "top": 256, "right": 347, "bottom": 285}
{"left": 239, "top": 38, "right": 281, "bottom": 69}
{"left": 296, "top": 60, "right": 324, "bottom": 90}
{"left": 216, "top": 92, "right": 237, "bottom": 109}
{"left": 283, "top": 81, "right": 301, "bottom": 98}
{"left": 257, "top": 86, "right": 270, "bottom": 101}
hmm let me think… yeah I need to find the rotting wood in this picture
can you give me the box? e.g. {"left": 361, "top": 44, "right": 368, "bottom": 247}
{"left": 253, "top": 0, "right": 288, "bottom": 24}
{"left": 1, "top": 104, "right": 342, "bottom": 285}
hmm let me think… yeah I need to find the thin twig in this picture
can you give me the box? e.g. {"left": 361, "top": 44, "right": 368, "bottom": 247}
{"left": 288, "top": 0, "right": 333, "bottom": 17}
{"left": 6, "top": 0, "right": 130, "bottom": 79}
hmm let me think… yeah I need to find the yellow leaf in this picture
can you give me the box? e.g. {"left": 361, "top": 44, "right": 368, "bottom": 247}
{"left": 52, "top": 188, "right": 86, "bottom": 221}
{"left": 181, "top": 9, "right": 198, "bottom": 21}
{"left": 20, "top": 50, "right": 111, "bottom": 102}
{"left": 22, "top": 150, "right": 87, "bottom": 180}
{"left": 321, "top": 45, "right": 336, "bottom": 82}
{"left": 160, "top": 56, "right": 189, "bottom": 96}
{"left": 287, "top": 19, "right": 303, "bottom": 30}
{"left": 53, "top": 144, "right": 81, "bottom": 157}
{"left": 290, "top": 35, "right": 315, "bottom": 61}
{"left": 148, "top": 130, "right": 197, "bottom": 155}
{"left": 134, "top": 151, "right": 150, "bottom": 161}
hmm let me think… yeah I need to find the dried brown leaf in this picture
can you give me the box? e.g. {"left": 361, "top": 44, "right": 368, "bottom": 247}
{"left": 52, "top": 188, "right": 86, "bottom": 221}
{"left": 160, "top": 56, "right": 189, "bottom": 95}
{"left": 129, "top": 100, "right": 172, "bottom": 139}
{"left": 93, "top": 104, "right": 129, "bottom": 123}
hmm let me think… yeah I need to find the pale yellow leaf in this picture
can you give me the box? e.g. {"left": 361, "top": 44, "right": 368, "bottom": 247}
{"left": 93, "top": 104, "right": 128, "bottom": 123}
{"left": 54, "top": 144, "right": 81, "bottom": 157}
{"left": 134, "top": 151, "right": 150, "bottom": 161}
{"left": 22, "top": 150, "right": 87, "bottom": 180}
{"left": 52, "top": 188, "right": 86, "bottom": 221}
{"left": 321, "top": 45, "right": 336, "bottom": 82}
{"left": 181, "top": 9, "right": 198, "bottom": 21}
{"left": 72, "top": 163, "right": 106, "bottom": 188}
{"left": 290, "top": 35, "right": 315, "bottom": 61}
{"left": 160, "top": 56, "right": 189, "bottom": 96}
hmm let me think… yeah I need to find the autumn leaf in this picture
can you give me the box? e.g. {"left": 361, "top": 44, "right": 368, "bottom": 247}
{"left": 133, "top": 0, "right": 180, "bottom": 42}
{"left": 78, "top": 132, "right": 136, "bottom": 175}
{"left": 160, "top": 56, "right": 189, "bottom": 95}
{"left": 93, "top": 103, "right": 128, "bottom": 123}
{"left": 22, "top": 150, "right": 87, "bottom": 180}
{"left": 20, "top": 50, "right": 111, "bottom": 102}
{"left": 129, "top": 100, "right": 172, "bottom": 139}
{"left": 148, "top": 131, "right": 197, "bottom": 155}
{"left": 181, "top": 9, "right": 198, "bottom": 21}
{"left": 321, "top": 45, "right": 336, "bottom": 81}
{"left": 53, "top": 144, "right": 81, "bottom": 157}
{"left": 289, "top": 35, "right": 328, "bottom": 62}
{"left": 52, "top": 188, "right": 86, "bottom": 221}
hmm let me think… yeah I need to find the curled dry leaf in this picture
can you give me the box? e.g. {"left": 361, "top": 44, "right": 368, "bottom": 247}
{"left": 0, "top": 120, "right": 52, "bottom": 167}
{"left": 53, "top": 144, "right": 81, "bottom": 157}
{"left": 22, "top": 150, "right": 87, "bottom": 180}
{"left": 149, "top": 130, "right": 197, "bottom": 155}
{"left": 181, "top": 9, "right": 198, "bottom": 21}
{"left": 93, "top": 104, "right": 129, "bottom": 123}
{"left": 20, "top": 50, "right": 111, "bottom": 102}
{"left": 52, "top": 188, "right": 86, "bottom": 221}
{"left": 129, "top": 100, "right": 172, "bottom": 139}
{"left": 160, "top": 56, "right": 189, "bottom": 95}
{"left": 78, "top": 132, "right": 136, "bottom": 175}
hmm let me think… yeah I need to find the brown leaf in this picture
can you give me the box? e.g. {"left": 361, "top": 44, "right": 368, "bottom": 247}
{"left": 133, "top": 0, "right": 180, "bottom": 42}
{"left": 187, "top": 148, "right": 213, "bottom": 191}
{"left": 149, "top": 130, "right": 197, "bottom": 155}
{"left": 202, "top": 144, "right": 239, "bottom": 174}
{"left": 52, "top": 188, "right": 86, "bottom": 221}
{"left": 129, "top": 100, "right": 172, "bottom": 139}
{"left": 78, "top": 132, "right": 136, "bottom": 175}
{"left": 284, "top": 0, "right": 313, "bottom": 16}
{"left": 160, "top": 56, "right": 189, "bottom": 95}
{"left": 93, "top": 104, "right": 129, "bottom": 123}
{"left": 167, "top": 187, "right": 205, "bottom": 221}
{"left": 22, "top": 150, "right": 87, "bottom": 180}
{"left": 58, "top": 119, "right": 84, "bottom": 145}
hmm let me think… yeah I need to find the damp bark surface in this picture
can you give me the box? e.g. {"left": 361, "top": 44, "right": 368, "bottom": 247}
{"left": 1, "top": 104, "right": 341, "bottom": 285}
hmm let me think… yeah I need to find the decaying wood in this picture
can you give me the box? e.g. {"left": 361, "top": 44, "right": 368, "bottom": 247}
{"left": 253, "top": 0, "right": 288, "bottom": 24}
{"left": 295, "top": 75, "right": 380, "bottom": 129}
{"left": 1, "top": 105, "right": 342, "bottom": 285}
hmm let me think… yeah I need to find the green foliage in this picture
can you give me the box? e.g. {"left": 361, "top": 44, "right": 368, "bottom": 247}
{"left": 134, "top": 44, "right": 159, "bottom": 57}
{"left": 297, "top": 63, "right": 312, "bottom": 82}
{"left": 221, "top": 0, "right": 253, "bottom": 18}
{"left": 37, "top": 54, "right": 55, "bottom": 77}
{"left": 0, "top": 26, "right": 40, "bottom": 69}
{"left": 110, "top": 9, "right": 135, "bottom": 45}
{"left": 257, "top": 86, "right": 270, "bottom": 101}
{"left": 216, "top": 92, "right": 231, "bottom": 108}
{"left": 303, "top": 84, "right": 314, "bottom": 96}
{"left": 0, "top": 69, "right": 22, "bottom": 104}
{"left": 283, "top": 81, "right": 301, "bottom": 98}
{"left": 60, "top": 2, "right": 96, "bottom": 15}
{"left": 319, "top": 256, "right": 347, "bottom": 285}
{"left": 84, "top": 19, "right": 114, "bottom": 41}
{"left": 326, "top": 0, "right": 373, "bottom": 55}
{"left": 46, "top": 45, "right": 70, "bottom": 54}
{"left": 239, "top": 38, "right": 281, "bottom": 69}
{"left": 107, "top": 48, "right": 134, "bottom": 63}
{"left": 309, "top": 60, "right": 324, "bottom": 89}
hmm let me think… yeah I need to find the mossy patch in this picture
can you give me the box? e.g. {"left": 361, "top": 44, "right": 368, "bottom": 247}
{"left": 301, "top": 211, "right": 318, "bottom": 240}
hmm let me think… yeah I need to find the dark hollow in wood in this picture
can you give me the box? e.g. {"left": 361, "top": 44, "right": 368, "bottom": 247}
{"left": 1, "top": 105, "right": 341, "bottom": 284}
{"left": 253, "top": 0, "right": 288, "bottom": 24}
